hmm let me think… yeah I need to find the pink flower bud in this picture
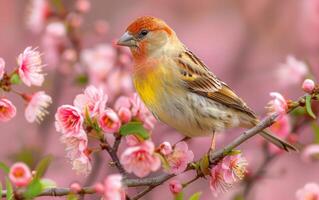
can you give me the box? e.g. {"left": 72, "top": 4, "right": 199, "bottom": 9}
{"left": 302, "top": 79, "right": 315, "bottom": 93}
{"left": 70, "top": 182, "right": 82, "bottom": 193}
{"left": 98, "top": 108, "right": 121, "bottom": 133}
{"left": 9, "top": 162, "right": 32, "bottom": 187}
{"left": 0, "top": 98, "right": 17, "bottom": 122}
{"left": 94, "top": 183, "right": 104, "bottom": 194}
{"left": 169, "top": 180, "right": 182, "bottom": 194}
{"left": 118, "top": 107, "right": 132, "bottom": 123}
{"left": 158, "top": 142, "right": 173, "bottom": 155}
{"left": 76, "top": 0, "right": 91, "bottom": 13}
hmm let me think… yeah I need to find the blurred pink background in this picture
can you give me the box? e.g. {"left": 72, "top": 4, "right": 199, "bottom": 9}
{"left": 0, "top": 0, "right": 319, "bottom": 199}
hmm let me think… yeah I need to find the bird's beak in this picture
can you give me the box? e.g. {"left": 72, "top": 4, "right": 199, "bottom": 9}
{"left": 117, "top": 32, "right": 137, "bottom": 47}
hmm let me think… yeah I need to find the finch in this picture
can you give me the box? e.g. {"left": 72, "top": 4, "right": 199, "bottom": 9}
{"left": 117, "top": 16, "right": 296, "bottom": 151}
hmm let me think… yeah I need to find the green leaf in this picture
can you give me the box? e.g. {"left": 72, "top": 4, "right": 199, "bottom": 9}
{"left": 306, "top": 95, "right": 316, "bottom": 119}
{"left": 290, "top": 107, "right": 306, "bottom": 116}
{"left": 67, "top": 193, "right": 79, "bottom": 200}
{"left": 188, "top": 192, "right": 202, "bottom": 200}
{"left": 9, "top": 73, "right": 21, "bottom": 84}
{"left": 34, "top": 155, "right": 53, "bottom": 179}
{"left": 119, "top": 122, "right": 150, "bottom": 140}
{"left": 228, "top": 149, "right": 241, "bottom": 156}
{"left": 24, "top": 179, "right": 43, "bottom": 199}
{"left": 312, "top": 122, "right": 319, "bottom": 144}
{"left": 75, "top": 74, "right": 88, "bottom": 85}
{"left": 0, "top": 162, "right": 9, "bottom": 174}
{"left": 199, "top": 154, "right": 210, "bottom": 175}
{"left": 233, "top": 193, "right": 245, "bottom": 200}
{"left": 175, "top": 192, "right": 184, "bottom": 200}
{"left": 5, "top": 177, "right": 13, "bottom": 200}
{"left": 40, "top": 179, "right": 57, "bottom": 190}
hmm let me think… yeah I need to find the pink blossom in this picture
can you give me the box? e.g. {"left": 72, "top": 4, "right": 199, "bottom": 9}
{"left": 114, "top": 94, "right": 157, "bottom": 130}
{"left": 46, "top": 22, "right": 66, "bottom": 37}
{"left": 165, "top": 141, "right": 194, "bottom": 174}
{"left": 76, "top": 0, "right": 91, "bottom": 13}
{"left": 302, "top": 144, "right": 319, "bottom": 162}
{"left": 9, "top": 162, "right": 32, "bottom": 187}
{"left": 296, "top": 182, "right": 319, "bottom": 200}
{"left": 125, "top": 135, "right": 141, "bottom": 146}
{"left": 94, "top": 183, "right": 105, "bottom": 193}
{"left": 221, "top": 154, "right": 248, "bottom": 183}
{"left": 169, "top": 180, "right": 182, "bottom": 194}
{"left": 101, "top": 174, "right": 126, "bottom": 200}
{"left": 0, "top": 98, "right": 17, "bottom": 122}
{"left": 60, "top": 129, "right": 88, "bottom": 161}
{"left": 158, "top": 142, "right": 173, "bottom": 155}
{"left": 120, "top": 141, "right": 161, "bottom": 178}
{"left": 98, "top": 108, "right": 121, "bottom": 133}
{"left": 210, "top": 165, "right": 231, "bottom": 196}
{"left": 26, "top": 0, "right": 50, "bottom": 33}
{"left": 266, "top": 92, "right": 288, "bottom": 117}
{"left": 72, "top": 153, "right": 92, "bottom": 176}
{"left": 74, "top": 85, "right": 108, "bottom": 117}
{"left": 70, "top": 182, "right": 82, "bottom": 193}
{"left": 24, "top": 91, "right": 52, "bottom": 123}
{"left": 302, "top": 79, "right": 316, "bottom": 93}
{"left": 17, "top": 47, "right": 45, "bottom": 87}
{"left": 118, "top": 107, "right": 132, "bottom": 123}
{"left": 276, "top": 55, "right": 308, "bottom": 86}
{"left": 55, "top": 105, "right": 83, "bottom": 134}
{"left": 0, "top": 57, "right": 5, "bottom": 80}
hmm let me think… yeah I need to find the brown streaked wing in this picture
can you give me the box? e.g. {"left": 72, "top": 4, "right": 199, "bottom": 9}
{"left": 176, "top": 50, "right": 256, "bottom": 118}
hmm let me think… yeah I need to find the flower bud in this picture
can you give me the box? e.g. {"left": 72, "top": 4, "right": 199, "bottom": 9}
{"left": 169, "top": 180, "right": 182, "bottom": 194}
{"left": 302, "top": 79, "right": 315, "bottom": 93}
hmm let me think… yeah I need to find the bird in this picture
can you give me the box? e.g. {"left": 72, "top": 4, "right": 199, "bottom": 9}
{"left": 117, "top": 16, "right": 296, "bottom": 151}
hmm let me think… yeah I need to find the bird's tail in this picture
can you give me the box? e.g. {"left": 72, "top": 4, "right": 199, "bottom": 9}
{"left": 260, "top": 129, "right": 298, "bottom": 152}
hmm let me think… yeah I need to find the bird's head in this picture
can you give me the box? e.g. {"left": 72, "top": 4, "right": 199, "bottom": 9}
{"left": 117, "top": 16, "right": 177, "bottom": 60}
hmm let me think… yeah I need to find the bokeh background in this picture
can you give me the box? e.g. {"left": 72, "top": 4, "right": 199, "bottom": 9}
{"left": 0, "top": 0, "right": 319, "bottom": 199}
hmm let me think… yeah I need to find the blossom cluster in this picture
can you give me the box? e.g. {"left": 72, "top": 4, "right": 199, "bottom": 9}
{"left": 0, "top": 47, "right": 52, "bottom": 123}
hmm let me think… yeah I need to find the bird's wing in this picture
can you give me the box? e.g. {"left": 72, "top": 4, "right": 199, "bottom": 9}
{"left": 176, "top": 49, "right": 256, "bottom": 118}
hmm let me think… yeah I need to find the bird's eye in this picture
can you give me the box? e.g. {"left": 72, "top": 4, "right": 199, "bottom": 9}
{"left": 139, "top": 29, "right": 149, "bottom": 38}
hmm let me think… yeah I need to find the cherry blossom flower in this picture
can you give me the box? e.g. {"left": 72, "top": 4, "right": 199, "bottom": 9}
{"left": 101, "top": 174, "right": 126, "bottom": 200}
{"left": 169, "top": 180, "right": 182, "bottom": 194}
{"left": 26, "top": 0, "right": 50, "bottom": 33}
{"left": 55, "top": 105, "right": 83, "bottom": 134}
{"left": 210, "top": 153, "right": 248, "bottom": 196}
{"left": 0, "top": 57, "right": 5, "bottom": 80}
{"left": 17, "top": 47, "right": 45, "bottom": 87}
{"left": 9, "top": 162, "right": 32, "bottom": 187}
{"left": 302, "top": 79, "right": 316, "bottom": 93}
{"left": 72, "top": 153, "right": 92, "bottom": 176}
{"left": 276, "top": 55, "right": 308, "bottom": 86}
{"left": 117, "top": 107, "right": 132, "bottom": 123}
{"left": 158, "top": 142, "right": 173, "bottom": 156}
{"left": 164, "top": 141, "right": 194, "bottom": 174}
{"left": 296, "top": 182, "right": 319, "bottom": 200}
{"left": 268, "top": 115, "right": 291, "bottom": 153}
{"left": 98, "top": 108, "right": 121, "bottom": 133}
{"left": 125, "top": 135, "right": 141, "bottom": 146}
{"left": 221, "top": 154, "right": 248, "bottom": 183}
{"left": 0, "top": 98, "right": 17, "bottom": 122}
{"left": 74, "top": 85, "right": 108, "bottom": 117}
{"left": 302, "top": 144, "right": 319, "bottom": 162}
{"left": 46, "top": 21, "right": 66, "bottom": 37}
{"left": 120, "top": 141, "right": 161, "bottom": 178}
{"left": 24, "top": 91, "right": 52, "bottom": 123}
{"left": 265, "top": 92, "right": 288, "bottom": 117}
{"left": 210, "top": 165, "right": 230, "bottom": 196}
{"left": 60, "top": 129, "right": 91, "bottom": 175}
